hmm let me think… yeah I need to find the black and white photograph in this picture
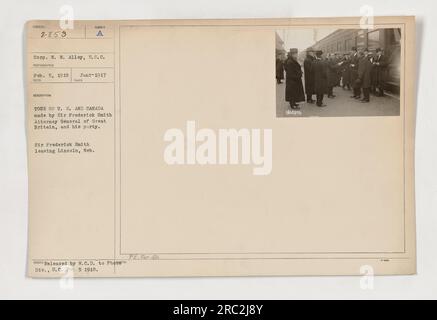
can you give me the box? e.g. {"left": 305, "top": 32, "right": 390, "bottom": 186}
{"left": 276, "top": 28, "right": 402, "bottom": 117}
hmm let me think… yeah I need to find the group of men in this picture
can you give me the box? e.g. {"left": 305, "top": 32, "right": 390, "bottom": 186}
{"left": 276, "top": 46, "right": 388, "bottom": 111}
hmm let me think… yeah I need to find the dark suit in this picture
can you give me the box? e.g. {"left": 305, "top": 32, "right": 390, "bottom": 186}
{"left": 350, "top": 52, "right": 361, "bottom": 97}
{"left": 341, "top": 58, "right": 351, "bottom": 89}
{"left": 357, "top": 56, "right": 373, "bottom": 101}
{"left": 304, "top": 55, "right": 315, "bottom": 101}
{"left": 312, "top": 58, "right": 328, "bottom": 106}
{"left": 327, "top": 59, "right": 340, "bottom": 97}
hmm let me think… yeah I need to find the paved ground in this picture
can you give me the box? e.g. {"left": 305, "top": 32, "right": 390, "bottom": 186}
{"left": 276, "top": 81, "right": 400, "bottom": 118}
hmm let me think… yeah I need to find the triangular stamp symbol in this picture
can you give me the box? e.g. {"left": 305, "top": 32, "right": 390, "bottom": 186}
{"left": 96, "top": 30, "right": 104, "bottom": 37}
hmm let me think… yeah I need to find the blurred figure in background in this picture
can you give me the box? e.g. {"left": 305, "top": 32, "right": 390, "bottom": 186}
{"left": 276, "top": 56, "right": 285, "bottom": 84}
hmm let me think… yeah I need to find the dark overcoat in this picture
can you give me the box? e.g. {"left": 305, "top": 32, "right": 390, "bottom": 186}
{"left": 350, "top": 52, "right": 360, "bottom": 88}
{"left": 312, "top": 58, "right": 328, "bottom": 95}
{"left": 341, "top": 59, "right": 351, "bottom": 85}
{"left": 284, "top": 58, "right": 305, "bottom": 103}
{"left": 357, "top": 56, "right": 373, "bottom": 89}
{"left": 276, "top": 58, "right": 284, "bottom": 81}
{"left": 327, "top": 59, "right": 340, "bottom": 87}
{"left": 303, "top": 56, "right": 315, "bottom": 95}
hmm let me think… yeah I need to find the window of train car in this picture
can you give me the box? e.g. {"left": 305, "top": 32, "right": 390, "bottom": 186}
{"left": 386, "top": 29, "right": 402, "bottom": 89}
{"left": 357, "top": 30, "right": 366, "bottom": 48}
{"left": 388, "top": 28, "right": 402, "bottom": 46}
{"left": 345, "top": 38, "right": 355, "bottom": 51}
{"left": 368, "top": 30, "right": 381, "bottom": 50}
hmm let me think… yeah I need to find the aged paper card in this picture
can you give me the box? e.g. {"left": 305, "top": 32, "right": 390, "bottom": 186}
{"left": 26, "top": 17, "right": 416, "bottom": 277}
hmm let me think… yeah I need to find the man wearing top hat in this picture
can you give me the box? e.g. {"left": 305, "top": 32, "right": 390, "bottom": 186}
{"left": 284, "top": 48, "right": 305, "bottom": 110}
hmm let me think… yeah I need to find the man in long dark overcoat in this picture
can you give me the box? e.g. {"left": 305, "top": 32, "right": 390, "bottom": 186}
{"left": 303, "top": 48, "right": 316, "bottom": 103}
{"left": 312, "top": 50, "right": 328, "bottom": 107}
{"left": 357, "top": 48, "right": 373, "bottom": 103}
{"left": 349, "top": 47, "right": 361, "bottom": 99}
{"left": 284, "top": 48, "right": 305, "bottom": 110}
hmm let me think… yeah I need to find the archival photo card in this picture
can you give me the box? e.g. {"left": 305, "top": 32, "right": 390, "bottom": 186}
{"left": 26, "top": 17, "right": 416, "bottom": 278}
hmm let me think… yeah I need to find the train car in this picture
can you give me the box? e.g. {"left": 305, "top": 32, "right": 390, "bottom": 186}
{"left": 310, "top": 28, "right": 402, "bottom": 94}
